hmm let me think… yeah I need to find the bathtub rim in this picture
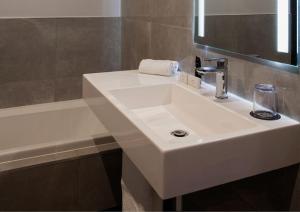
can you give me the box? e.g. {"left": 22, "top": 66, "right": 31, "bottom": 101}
{"left": 0, "top": 99, "right": 90, "bottom": 118}
{"left": 0, "top": 135, "right": 119, "bottom": 172}
{"left": 0, "top": 99, "right": 118, "bottom": 172}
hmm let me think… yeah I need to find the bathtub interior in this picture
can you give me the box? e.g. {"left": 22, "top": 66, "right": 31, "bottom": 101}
{"left": 0, "top": 99, "right": 109, "bottom": 152}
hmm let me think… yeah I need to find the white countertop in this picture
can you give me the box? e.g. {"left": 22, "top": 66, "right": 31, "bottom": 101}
{"left": 84, "top": 70, "right": 299, "bottom": 152}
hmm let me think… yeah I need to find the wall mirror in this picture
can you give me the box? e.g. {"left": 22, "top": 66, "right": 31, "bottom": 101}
{"left": 194, "top": 0, "right": 299, "bottom": 73}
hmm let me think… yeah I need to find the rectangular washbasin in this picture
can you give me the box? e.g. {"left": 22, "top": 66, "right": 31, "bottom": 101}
{"left": 110, "top": 84, "right": 257, "bottom": 140}
{"left": 84, "top": 71, "right": 300, "bottom": 200}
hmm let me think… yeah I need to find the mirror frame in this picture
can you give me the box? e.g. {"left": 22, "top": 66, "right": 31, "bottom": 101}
{"left": 194, "top": 0, "right": 300, "bottom": 74}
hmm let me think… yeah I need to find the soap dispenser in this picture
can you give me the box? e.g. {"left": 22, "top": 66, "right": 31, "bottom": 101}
{"left": 195, "top": 56, "right": 202, "bottom": 78}
{"left": 187, "top": 56, "right": 202, "bottom": 89}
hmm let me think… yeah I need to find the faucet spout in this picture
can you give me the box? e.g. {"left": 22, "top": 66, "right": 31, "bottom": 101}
{"left": 195, "top": 57, "right": 229, "bottom": 99}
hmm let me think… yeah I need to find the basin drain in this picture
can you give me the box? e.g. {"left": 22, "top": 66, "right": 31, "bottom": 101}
{"left": 171, "top": 130, "right": 189, "bottom": 138}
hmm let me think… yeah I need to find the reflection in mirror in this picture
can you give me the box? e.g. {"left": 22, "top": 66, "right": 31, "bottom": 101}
{"left": 194, "top": 0, "right": 298, "bottom": 68}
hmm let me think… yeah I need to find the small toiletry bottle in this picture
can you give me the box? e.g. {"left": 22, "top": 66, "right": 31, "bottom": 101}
{"left": 195, "top": 56, "right": 202, "bottom": 78}
{"left": 179, "top": 71, "right": 188, "bottom": 84}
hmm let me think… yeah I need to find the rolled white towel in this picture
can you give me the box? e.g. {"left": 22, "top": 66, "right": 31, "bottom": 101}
{"left": 138, "top": 59, "right": 179, "bottom": 77}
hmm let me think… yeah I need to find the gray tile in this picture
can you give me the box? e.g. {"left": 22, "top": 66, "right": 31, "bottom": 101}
{"left": 0, "top": 160, "right": 78, "bottom": 211}
{"left": 54, "top": 77, "right": 82, "bottom": 101}
{"left": 0, "top": 19, "right": 56, "bottom": 84}
{"left": 121, "top": 19, "right": 151, "bottom": 69}
{"left": 0, "top": 17, "right": 123, "bottom": 105}
{"left": 150, "top": 23, "right": 193, "bottom": 61}
{"left": 0, "top": 80, "right": 55, "bottom": 108}
{"left": 55, "top": 18, "right": 122, "bottom": 78}
{"left": 0, "top": 151, "right": 122, "bottom": 211}
{"left": 150, "top": 0, "right": 194, "bottom": 28}
{"left": 122, "top": 0, "right": 152, "bottom": 20}
{"left": 78, "top": 151, "right": 122, "bottom": 210}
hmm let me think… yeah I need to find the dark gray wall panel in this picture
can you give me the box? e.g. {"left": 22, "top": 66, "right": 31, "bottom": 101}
{"left": 0, "top": 17, "right": 122, "bottom": 108}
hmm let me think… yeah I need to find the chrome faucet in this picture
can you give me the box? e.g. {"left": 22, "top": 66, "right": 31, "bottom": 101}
{"left": 195, "top": 57, "right": 229, "bottom": 99}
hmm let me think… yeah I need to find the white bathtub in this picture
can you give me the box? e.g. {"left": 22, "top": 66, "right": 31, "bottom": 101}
{"left": 0, "top": 99, "right": 118, "bottom": 171}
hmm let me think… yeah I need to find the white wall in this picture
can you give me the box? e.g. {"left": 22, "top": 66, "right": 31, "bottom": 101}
{"left": 0, "top": 0, "right": 121, "bottom": 18}
{"left": 206, "top": 0, "right": 277, "bottom": 15}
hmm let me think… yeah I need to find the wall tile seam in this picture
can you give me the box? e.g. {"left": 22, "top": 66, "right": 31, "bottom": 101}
{"left": 150, "top": 22, "right": 192, "bottom": 31}
{"left": 122, "top": 17, "right": 151, "bottom": 23}
{"left": 148, "top": 20, "right": 152, "bottom": 60}
{"left": 122, "top": 18, "right": 193, "bottom": 31}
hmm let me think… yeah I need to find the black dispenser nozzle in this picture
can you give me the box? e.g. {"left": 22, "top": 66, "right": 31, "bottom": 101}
{"left": 196, "top": 56, "right": 201, "bottom": 68}
{"left": 195, "top": 56, "right": 202, "bottom": 78}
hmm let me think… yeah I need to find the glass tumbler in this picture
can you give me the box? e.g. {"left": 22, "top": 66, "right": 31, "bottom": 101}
{"left": 251, "top": 84, "right": 281, "bottom": 120}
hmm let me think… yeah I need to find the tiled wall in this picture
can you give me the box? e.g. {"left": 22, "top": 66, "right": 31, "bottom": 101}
{"left": 121, "top": 0, "right": 193, "bottom": 69}
{"left": 0, "top": 17, "right": 121, "bottom": 108}
{"left": 121, "top": 0, "right": 300, "bottom": 209}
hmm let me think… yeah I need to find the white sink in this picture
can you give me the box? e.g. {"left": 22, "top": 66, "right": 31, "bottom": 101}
{"left": 83, "top": 70, "right": 300, "bottom": 199}
{"left": 111, "top": 84, "right": 257, "bottom": 140}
